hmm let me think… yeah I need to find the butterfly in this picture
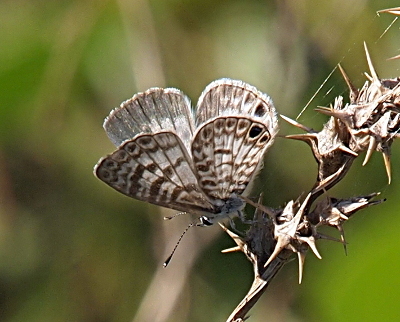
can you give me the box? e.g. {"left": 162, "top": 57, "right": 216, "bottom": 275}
{"left": 94, "top": 78, "right": 278, "bottom": 226}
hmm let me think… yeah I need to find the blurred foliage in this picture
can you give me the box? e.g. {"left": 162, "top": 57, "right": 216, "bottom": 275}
{"left": 0, "top": 0, "right": 400, "bottom": 321}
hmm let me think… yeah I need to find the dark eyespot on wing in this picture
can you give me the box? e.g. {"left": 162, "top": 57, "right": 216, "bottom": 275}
{"left": 249, "top": 125, "right": 263, "bottom": 138}
{"left": 254, "top": 103, "right": 266, "bottom": 117}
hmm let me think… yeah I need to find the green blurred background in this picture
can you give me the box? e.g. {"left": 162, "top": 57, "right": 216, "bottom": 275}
{"left": 1, "top": 0, "right": 400, "bottom": 321}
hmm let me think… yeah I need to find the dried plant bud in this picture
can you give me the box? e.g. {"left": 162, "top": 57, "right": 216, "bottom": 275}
{"left": 244, "top": 194, "right": 321, "bottom": 282}
{"left": 221, "top": 194, "right": 321, "bottom": 321}
{"left": 264, "top": 194, "right": 317, "bottom": 269}
{"left": 282, "top": 114, "right": 357, "bottom": 202}
{"left": 314, "top": 43, "right": 400, "bottom": 183}
{"left": 308, "top": 193, "right": 385, "bottom": 251}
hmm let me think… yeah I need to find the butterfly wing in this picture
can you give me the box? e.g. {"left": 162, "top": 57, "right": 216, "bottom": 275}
{"left": 195, "top": 79, "right": 278, "bottom": 144}
{"left": 95, "top": 131, "right": 215, "bottom": 214}
{"left": 103, "top": 88, "right": 195, "bottom": 151}
{"left": 191, "top": 79, "right": 279, "bottom": 201}
{"left": 191, "top": 116, "right": 273, "bottom": 201}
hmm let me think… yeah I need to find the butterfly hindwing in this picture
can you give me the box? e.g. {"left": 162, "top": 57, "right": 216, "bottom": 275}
{"left": 95, "top": 132, "right": 215, "bottom": 214}
{"left": 191, "top": 116, "right": 271, "bottom": 200}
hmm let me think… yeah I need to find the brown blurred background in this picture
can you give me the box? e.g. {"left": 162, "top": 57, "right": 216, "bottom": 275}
{"left": 1, "top": 0, "right": 400, "bottom": 321}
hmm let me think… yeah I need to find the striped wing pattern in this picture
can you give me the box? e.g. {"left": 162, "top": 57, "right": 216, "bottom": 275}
{"left": 95, "top": 132, "right": 215, "bottom": 214}
{"left": 192, "top": 117, "right": 271, "bottom": 200}
{"left": 94, "top": 79, "right": 278, "bottom": 220}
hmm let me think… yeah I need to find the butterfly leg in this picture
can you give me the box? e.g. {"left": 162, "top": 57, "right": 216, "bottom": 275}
{"left": 237, "top": 210, "right": 253, "bottom": 225}
{"left": 226, "top": 213, "right": 248, "bottom": 236}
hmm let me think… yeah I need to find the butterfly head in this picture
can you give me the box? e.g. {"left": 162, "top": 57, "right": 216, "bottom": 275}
{"left": 198, "top": 216, "right": 214, "bottom": 226}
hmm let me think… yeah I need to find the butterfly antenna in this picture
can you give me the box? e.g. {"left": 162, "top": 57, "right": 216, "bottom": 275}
{"left": 163, "top": 222, "right": 195, "bottom": 267}
{"left": 164, "top": 211, "right": 187, "bottom": 220}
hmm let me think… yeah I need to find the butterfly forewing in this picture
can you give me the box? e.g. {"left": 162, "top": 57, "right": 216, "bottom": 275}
{"left": 104, "top": 88, "right": 195, "bottom": 148}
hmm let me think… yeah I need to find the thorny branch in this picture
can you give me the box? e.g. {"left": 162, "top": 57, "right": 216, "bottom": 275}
{"left": 222, "top": 40, "right": 399, "bottom": 322}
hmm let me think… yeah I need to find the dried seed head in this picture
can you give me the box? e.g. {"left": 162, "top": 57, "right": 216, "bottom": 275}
{"left": 308, "top": 193, "right": 385, "bottom": 242}
{"left": 315, "top": 44, "right": 400, "bottom": 183}
{"left": 283, "top": 113, "right": 357, "bottom": 201}
{"left": 222, "top": 189, "right": 384, "bottom": 321}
